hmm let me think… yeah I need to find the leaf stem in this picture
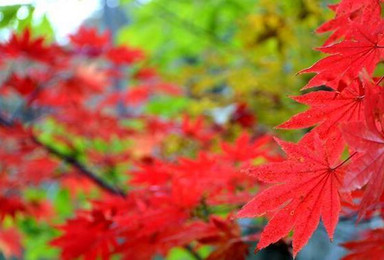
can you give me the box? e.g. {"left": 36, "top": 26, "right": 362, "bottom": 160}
{"left": 375, "top": 75, "right": 384, "bottom": 86}
{"left": 332, "top": 152, "right": 357, "bottom": 170}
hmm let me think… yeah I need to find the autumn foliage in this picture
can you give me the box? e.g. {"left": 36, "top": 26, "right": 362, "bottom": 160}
{"left": 0, "top": 0, "right": 384, "bottom": 259}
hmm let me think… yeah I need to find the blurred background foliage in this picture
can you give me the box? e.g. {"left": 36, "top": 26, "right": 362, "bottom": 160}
{"left": 0, "top": 0, "right": 337, "bottom": 259}
{"left": 0, "top": 0, "right": 335, "bottom": 133}
{"left": 116, "top": 0, "right": 335, "bottom": 133}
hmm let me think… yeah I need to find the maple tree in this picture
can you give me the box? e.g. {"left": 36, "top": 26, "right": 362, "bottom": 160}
{"left": 0, "top": 0, "right": 383, "bottom": 259}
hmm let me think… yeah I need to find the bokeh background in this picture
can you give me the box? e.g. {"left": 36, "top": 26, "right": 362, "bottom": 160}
{"left": 1, "top": 0, "right": 381, "bottom": 259}
{"left": 0, "top": 0, "right": 333, "bottom": 136}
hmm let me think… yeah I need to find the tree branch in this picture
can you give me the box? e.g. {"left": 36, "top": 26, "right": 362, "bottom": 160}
{"left": 183, "top": 245, "right": 203, "bottom": 260}
{"left": 0, "top": 114, "right": 126, "bottom": 198}
{"left": 31, "top": 136, "right": 126, "bottom": 197}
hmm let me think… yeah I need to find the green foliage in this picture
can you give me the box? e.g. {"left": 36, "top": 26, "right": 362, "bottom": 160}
{"left": 19, "top": 219, "right": 58, "bottom": 260}
{"left": 0, "top": 5, "right": 54, "bottom": 40}
{"left": 118, "top": 0, "right": 335, "bottom": 140}
{"left": 118, "top": 0, "right": 254, "bottom": 66}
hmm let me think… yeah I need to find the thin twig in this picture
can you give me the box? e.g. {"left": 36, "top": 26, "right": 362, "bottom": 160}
{"left": 183, "top": 245, "right": 203, "bottom": 260}
{"left": 0, "top": 114, "right": 126, "bottom": 198}
{"left": 31, "top": 136, "right": 126, "bottom": 197}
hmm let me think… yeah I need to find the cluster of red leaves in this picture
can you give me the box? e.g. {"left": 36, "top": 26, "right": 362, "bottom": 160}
{"left": 0, "top": 123, "right": 55, "bottom": 222}
{"left": 50, "top": 131, "right": 280, "bottom": 259}
{"left": 0, "top": 26, "right": 279, "bottom": 259}
{"left": 238, "top": 0, "right": 384, "bottom": 258}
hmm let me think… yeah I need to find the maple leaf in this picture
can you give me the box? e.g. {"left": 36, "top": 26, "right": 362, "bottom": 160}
{"left": 316, "top": 0, "right": 382, "bottom": 45}
{"left": 230, "top": 103, "right": 256, "bottom": 128}
{"left": 0, "top": 28, "right": 54, "bottom": 62}
{"left": 106, "top": 46, "right": 144, "bottom": 65}
{"left": 341, "top": 86, "right": 384, "bottom": 216}
{"left": 341, "top": 228, "right": 384, "bottom": 260}
{"left": 51, "top": 209, "right": 117, "bottom": 260}
{"left": 69, "top": 27, "right": 110, "bottom": 56}
{"left": 341, "top": 121, "right": 384, "bottom": 216}
{"left": 130, "top": 159, "right": 172, "bottom": 186}
{"left": 238, "top": 133, "right": 347, "bottom": 256}
{"left": 181, "top": 115, "right": 215, "bottom": 143}
{"left": 278, "top": 79, "right": 371, "bottom": 139}
{"left": 220, "top": 132, "right": 277, "bottom": 162}
{"left": 0, "top": 196, "right": 26, "bottom": 221}
{"left": 1, "top": 74, "right": 37, "bottom": 96}
{"left": 301, "top": 22, "right": 384, "bottom": 90}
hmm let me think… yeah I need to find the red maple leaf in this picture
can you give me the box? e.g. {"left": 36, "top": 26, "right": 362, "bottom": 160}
{"left": 1, "top": 74, "right": 37, "bottom": 96}
{"left": 51, "top": 209, "right": 117, "bottom": 260}
{"left": 238, "top": 133, "right": 348, "bottom": 256}
{"left": 130, "top": 159, "right": 172, "bottom": 186}
{"left": 301, "top": 22, "right": 384, "bottom": 90}
{"left": 316, "top": 0, "right": 382, "bottom": 45}
{"left": 0, "top": 28, "right": 54, "bottom": 62}
{"left": 341, "top": 86, "right": 384, "bottom": 216}
{"left": 278, "top": 79, "right": 372, "bottom": 140}
{"left": 230, "top": 103, "right": 256, "bottom": 128}
{"left": 106, "top": 46, "right": 144, "bottom": 65}
{"left": 220, "top": 132, "right": 277, "bottom": 162}
{"left": 0, "top": 196, "right": 26, "bottom": 221}
{"left": 181, "top": 115, "right": 215, "bottom": 143}
{"left": 342, "top": 228, "right": 384, "bottom": 260}
{"left": 69, "top": 27, "right": 110, "bottom": 56}
{"left": 341, "top": 121, "right": 384, "bottom": 216}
